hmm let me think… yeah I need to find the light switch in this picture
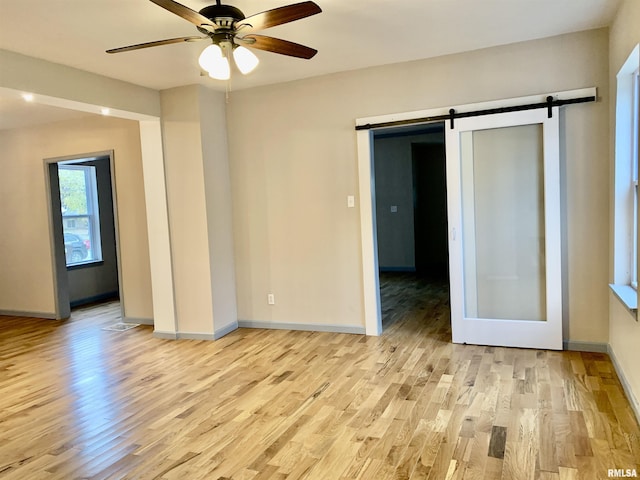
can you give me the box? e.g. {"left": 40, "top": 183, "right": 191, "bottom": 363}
{"left": 347, "top": 195, "right": 355, "bottom": 208}
{"left": 390, "top": 205, "right": 398, "bottom": 213}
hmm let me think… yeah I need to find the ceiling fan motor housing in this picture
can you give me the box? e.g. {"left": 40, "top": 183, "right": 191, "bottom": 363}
{"left": 199, "top": 4, "right": 245, "bottom": 22}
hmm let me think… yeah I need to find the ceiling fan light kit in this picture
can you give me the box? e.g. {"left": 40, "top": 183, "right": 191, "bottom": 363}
{"left": 199, "top": 43, "right": 231, "bottom": 79}
{"left": 233, "top": 46, "right": 259, "bottom": 74}
{"left": 107, "top": 0, "right": 321, "bottom": 80}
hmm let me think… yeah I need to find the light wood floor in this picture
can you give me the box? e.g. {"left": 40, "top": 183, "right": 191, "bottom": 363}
{"left": 0, "top": 275, "right": 638, "bottom": 479}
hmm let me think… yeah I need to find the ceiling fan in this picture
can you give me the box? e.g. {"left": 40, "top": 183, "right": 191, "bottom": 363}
{"left": 107, "top": 0, "right": 322, "bottom": 80}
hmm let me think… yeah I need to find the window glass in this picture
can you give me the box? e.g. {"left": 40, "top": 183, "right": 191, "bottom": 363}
{"left": 59, "top": 165, "right": 103, "bottom": 266}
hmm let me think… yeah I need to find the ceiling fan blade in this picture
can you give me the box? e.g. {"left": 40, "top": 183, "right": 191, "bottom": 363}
{"left": 107, "top": 36, "right": 207, "bottom": 54}
{"left": 149, "top": 0, "right": 216, "bottom": 31}
{"left": 238, "top": 1, "right": 321, "bottom": 31}
{"left": 240, "top": 34, "right": 317, "bottom": 59}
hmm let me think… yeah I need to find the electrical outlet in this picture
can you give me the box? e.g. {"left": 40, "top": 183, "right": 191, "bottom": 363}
{"left": 347, "top": 195, "right": 355, "bottom": 208}
{"left": 267, "top": 293, "right": 275, "bottom": 305}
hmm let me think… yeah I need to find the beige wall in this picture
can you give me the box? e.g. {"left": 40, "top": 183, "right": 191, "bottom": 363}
{"left": 608, "top": 0, "right": 640, "bottom": 415}
{"left": 227, "top": 28, "right": 610, "bottom": 337}
{"left": 0, "top": 115, "right": 153, "bottom": 320}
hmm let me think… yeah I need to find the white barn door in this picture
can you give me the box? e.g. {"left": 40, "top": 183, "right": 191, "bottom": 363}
{"left": 445, "top": 108, "right": 562, "bottom": 350}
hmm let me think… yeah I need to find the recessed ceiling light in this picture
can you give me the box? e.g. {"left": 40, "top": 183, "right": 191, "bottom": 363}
{"left": 101, "top": 108, "right": 110, "bottom": 115}
{"left": 22, "top": 93, "right": 34, "bottom": 102}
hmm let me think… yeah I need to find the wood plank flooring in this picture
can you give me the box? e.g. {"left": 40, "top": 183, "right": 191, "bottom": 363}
{"left": 0, "top": 273, "right": 638, "bottom": 479}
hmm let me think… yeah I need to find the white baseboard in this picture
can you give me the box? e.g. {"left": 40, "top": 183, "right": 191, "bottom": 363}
{"left": 124, "top": 316, "right": 153, "bottom": 326}
{"left": 563, "top": 340, "right": 608, "bottom": 353}
{"left": 564, "top": 340, "right": 639, "bottom": 425}
{"left": 238, "top": 319, "right": 366, "bottom": 335}
{"left": 0, "top": 309, "right": 58, "bottom": 320}
{"left": 154, "top": 320, "right": 364, "bottom": 339}
{"left": 152, "top": 331, "right": 215, "bottom": 341}
{"left": 176, "top": 332, "right": 217, "bottom": 341}
{"left": 607, "top": 344, "right": 640, "bottom": 427}
{"left": 153, "top": 330, "right": 177, "bottom": 340}
{"left": 214, "top": 321, "right": 239, "bottom": 339}
{"left": 152, "top": 321, "right": 238, "bottom": 341}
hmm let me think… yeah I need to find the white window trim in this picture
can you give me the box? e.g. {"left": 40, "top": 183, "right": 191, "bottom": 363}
{"left": 59, "top": 163, "right": 103, "bottom": 267}
{"left": 611, "top": 44, "right": 639, "bottom": 314}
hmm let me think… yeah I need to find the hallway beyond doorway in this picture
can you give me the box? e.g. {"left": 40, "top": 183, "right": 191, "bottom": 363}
{"left": 379, "top": 271, "right": 449, "bottom": 331}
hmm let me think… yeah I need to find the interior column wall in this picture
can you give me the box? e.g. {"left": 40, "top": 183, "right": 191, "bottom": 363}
{"left": 160, "top": 85, "right": 238, "bottom": 339}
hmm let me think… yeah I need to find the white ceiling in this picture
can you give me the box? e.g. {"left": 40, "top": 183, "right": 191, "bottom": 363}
{"left": 0, "top": 0, "right": 621, "bottom": 128}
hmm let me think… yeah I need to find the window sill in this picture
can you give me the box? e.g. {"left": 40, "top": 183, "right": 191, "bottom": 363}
{"left": 67, "top": 260, "right": 104, "bottom": 271}
{"left": 609, "top": 284, "right": 638, "bottom": 314}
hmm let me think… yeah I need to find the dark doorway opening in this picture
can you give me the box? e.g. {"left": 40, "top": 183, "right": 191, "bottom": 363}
{"left": 373, "top": 122, "right": 449, "bottom": 328}
{"left": 412, "top": 141, "right": 448, "bottom": 280}
{"left": 47, "top": 152, "right": 120, "bottom": 318}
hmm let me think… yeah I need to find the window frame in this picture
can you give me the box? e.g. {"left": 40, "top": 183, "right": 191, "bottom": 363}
{"left": 59, "top": 163, "right": 103, "bottom": 268}
{"left": 631, "top": 68, "right": 639, "bottom": 290}
{"left": 611, "top": 44, "right": 640, "bottom": 315}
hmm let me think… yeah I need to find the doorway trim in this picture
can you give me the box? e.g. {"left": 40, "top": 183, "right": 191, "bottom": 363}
{"left": 44, "top": 150, "right": 122, "bottom": 320}
{"left": 356, "top": 87, "right": 595, "bottom": 336}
